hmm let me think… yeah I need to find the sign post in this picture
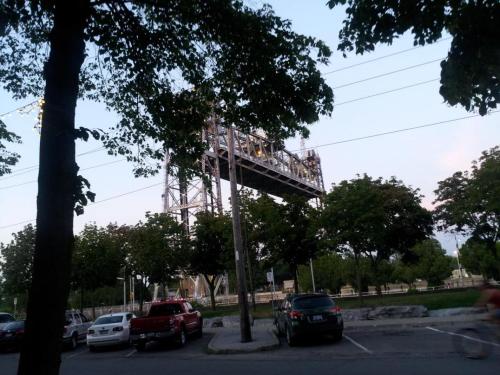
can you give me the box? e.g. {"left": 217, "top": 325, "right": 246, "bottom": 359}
{"left": 267, "top": 269, "right": 276, "bottom": 315}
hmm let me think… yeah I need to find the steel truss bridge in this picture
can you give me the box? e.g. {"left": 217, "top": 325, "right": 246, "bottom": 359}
{"left": 161, "top": 121, "right": 324, "bottom": 300}
{"left": 163, "top": 122, "right": 325, "bottom": 228}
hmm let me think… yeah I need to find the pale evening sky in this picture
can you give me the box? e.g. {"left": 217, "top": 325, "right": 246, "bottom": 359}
{"left": 0, "top": 1, "right": 498, "bottom": 254}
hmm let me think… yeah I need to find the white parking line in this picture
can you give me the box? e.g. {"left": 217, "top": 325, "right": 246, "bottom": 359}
{"left": 343, "top": 334, "right": 373, "bottom": 354}
{"left": 425, "top": 326, "right": 500, "bottom": 347}
{"left": 125, "top": 349, "right": 137, "bottom": 357}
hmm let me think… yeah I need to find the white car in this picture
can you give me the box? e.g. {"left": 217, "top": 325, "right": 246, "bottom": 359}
{"left": 86, "top": 312, "right": 135, "bottom": 350}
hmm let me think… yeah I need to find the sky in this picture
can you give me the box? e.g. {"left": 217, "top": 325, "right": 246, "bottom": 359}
{"left": 0, "top": 1, "right": 498, "bottom": 254}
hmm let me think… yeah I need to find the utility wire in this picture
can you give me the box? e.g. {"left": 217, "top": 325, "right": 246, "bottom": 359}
{"left": 335, "top": 78, "right": 439, "bottom": 107}
{"left": 0, "top": 100, "right": 38, "bottom": 118}
{"left": 0, "top": 159, "right": 126, "bottom": 190}
{"left": 323, "top": 37, "right": 452, "bottom": 75}
{"left": 0, "top": 180, "right": 164, "bottom": 230}
{"left": 0, "top": 146, "right": 107, "bottom": 181}
{"left": 333, "top": 57, "right": 443, "bottom": 89}
{"left": 293, "top": 111, "right": 499, "bottom": 153}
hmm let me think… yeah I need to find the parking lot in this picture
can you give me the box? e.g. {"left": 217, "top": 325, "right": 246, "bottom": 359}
{"left": 1, "top": 323, "right": 499, "bottom": 375}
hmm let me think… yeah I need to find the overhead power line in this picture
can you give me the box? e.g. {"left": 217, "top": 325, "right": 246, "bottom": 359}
{"left": 335, "top": 78, "right": 439, "bottom": 107}
{"left": 323, "top": 37, "right": 452, "bottom": 75}
{"left": 333, "top": 57, "right": 443, "bottom": 89}
{"left": 0, "top": 100, "right": 38, "bottom": 119}
{"left": 295, "top": 111, "right": 499, "bottom": 153}
{"left": 0, "top": 159, "right": 126, "bottom": 191}
{"left": 0, "top": 180, "right": 164, "bottom": 230}
{"left": 0, "top": 146, "right": 107, "bottom": 181}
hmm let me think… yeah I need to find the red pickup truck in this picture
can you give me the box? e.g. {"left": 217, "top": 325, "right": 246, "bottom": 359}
{"left": 130, "top": 299, "right": 202, "bottom": 351}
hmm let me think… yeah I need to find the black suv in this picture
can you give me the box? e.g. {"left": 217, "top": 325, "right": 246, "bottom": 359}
{"left": 274, "top": 293, "right": 343, "bottom": 346}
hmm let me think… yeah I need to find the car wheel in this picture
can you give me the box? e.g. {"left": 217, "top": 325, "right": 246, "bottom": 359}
{"left": 286, "top": 326, "right": 297, "bottom": 347}
{"left": 88, "top": 345, "right": 96, "bottom": 352}
{"left": 70, "top": 334, "right": 78, "bottom": 350}
{"left": 176, "top": 328, "right": 187, "bottom": 348}
{"left": 135, "top": 342, "right": 146, "bottom": 352}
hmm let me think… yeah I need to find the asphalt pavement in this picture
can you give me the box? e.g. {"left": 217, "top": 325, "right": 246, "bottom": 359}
{"left": 1, "top": 322, "right": 499, "bottom": 375}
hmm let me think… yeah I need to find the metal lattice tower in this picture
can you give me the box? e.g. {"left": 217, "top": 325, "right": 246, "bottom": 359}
{"left": 163, "top": 122, "right": 325, "bottom": 228}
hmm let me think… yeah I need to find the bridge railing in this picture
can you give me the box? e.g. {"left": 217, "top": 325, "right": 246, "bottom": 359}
{"left": 205, "top": 125, "right": 323, "bottom": 190}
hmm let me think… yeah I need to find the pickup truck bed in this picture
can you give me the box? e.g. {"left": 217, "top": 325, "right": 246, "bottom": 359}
{"left": 130, "top": 300, "right": 202, "bottom": 350}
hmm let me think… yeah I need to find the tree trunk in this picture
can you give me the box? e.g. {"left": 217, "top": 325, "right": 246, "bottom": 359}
{"left": 354, "top": 254, "right": 364, "bottom": 306}
{"left": 80, "top": 288, "right": 84, "bottom": 313}
{"left": 293, "top": 265, "right": 299, "bottom": 294}
{"left": 204, "top": 275, "right": 217, "bottom": 311}
{"left": 18, "top": 2, "right": 89, "bottom": 374}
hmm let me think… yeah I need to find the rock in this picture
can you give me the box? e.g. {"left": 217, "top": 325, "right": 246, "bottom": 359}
{"left": 341, "top": 305, "right": 428, "bottom": 321}
{"left": 428, "top": 307, "right": 486, "bottom": 317}
{"left": 366, "top": 305, "right": 428, "bottom": 320}
{"left": 342, "top": 308, "right": 371, "bottom": 321}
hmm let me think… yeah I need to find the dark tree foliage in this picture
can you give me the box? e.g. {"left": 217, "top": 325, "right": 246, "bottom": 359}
{"left": 459, "top": 239, "right": 500, "bottom": 280}
{"left": 71, "top": 224, "right": 126, "bottom": 311}
{"left": 0, "top": 224, "right": 35, "bottom": 299}
{"left": 0, "top": 2, "right": 334, "bottom": 373}
{"left": 434, "top": 146, "right": 500, "bottom": 280}
{"left": 328, "top": 0, "right": 499, "bottom": 115}
{"left": 0, "top": 118, "right": 21, "bottom": 176}
{"left": 320, "top": 175, "right": 434, "bottom": 296}
{"left": 189, "top": 211, "right": 233, "bottom": 311}
{"left": 434, "top": 146, "right": 500, "bottom": 244}
{"left": 127, "top": 212, "right": 187, "bottom": 312}
{"left": 247, "top": 194, "right": 320, "bottom": 294}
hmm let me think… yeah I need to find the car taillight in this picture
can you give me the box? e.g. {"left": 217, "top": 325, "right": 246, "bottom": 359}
{"left": 289, "top": 310, "right": 304, "bottom": 320}
{"left": 16, "top": 329, "right": 25, "bottom": 335}
{"left": 88, "top": 329, "right": 95, "bottom": 334}
{"left": 330, "top": 306, "right": 341, "bottom": 314}
{"left": 112, "top": 326, "right": 124, "bottom": 332}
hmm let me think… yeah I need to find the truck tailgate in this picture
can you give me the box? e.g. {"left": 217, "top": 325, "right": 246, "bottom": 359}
{"left": 131, "top": 316, "right": 171, "bottom": 333}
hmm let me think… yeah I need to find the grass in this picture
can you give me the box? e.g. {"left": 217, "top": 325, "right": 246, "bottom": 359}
{"left": 200, "top": 302, "right": 274, "bottom": 319}
{"left": 198, "top": 289, "right": 481, "bottom": 318}
{"left": 336, "top": 288, "right": 480, "bottom": 310}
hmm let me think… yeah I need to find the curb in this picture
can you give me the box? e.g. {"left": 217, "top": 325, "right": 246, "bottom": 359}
{"left": 207, "top": 328, "right": 280, "bottom": 354}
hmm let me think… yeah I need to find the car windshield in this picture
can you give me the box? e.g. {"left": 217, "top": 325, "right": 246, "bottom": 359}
{"left": 149, "top": 304, "right": 182, "bottom": 316}
{"left": 4, "top": 321, "right": 24, "bottom": 330}
{"left": 0, "top": 314, "right": 14, "bottom": 323}
{"left": 94, "top": 316, "right": 123, "bottom": 325}
{"left": 293, "top": 296, "right": 334, "bottom": 310}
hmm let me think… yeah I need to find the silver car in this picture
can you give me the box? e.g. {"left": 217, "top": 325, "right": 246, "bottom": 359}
{"left": 63, "top": 311, "right": 93, "bottom": 350}
{"left": 86, "top": 312, "right": 135, "bottom": 351}
{"left": 0, "top": 313, "right": 16, "bottom": 330}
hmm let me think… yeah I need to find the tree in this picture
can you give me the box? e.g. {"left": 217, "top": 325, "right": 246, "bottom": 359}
{"left": 71, "top": 224, "right": 126, "bottom": 312}
{"left": 0, "top": 118, "right": 21, "bottom": 176}
{"left": 412, "top": 239, "right": 453, "bottom": 287}
{"left": 0, "top": 225, "right": 35, "bottom": 308}
{"left": 328, "top": 0, "right": 499, "bottom": 115}
{"left": 298, "top": 253, "right": 345, "bottom": 294}
{"left": 1, "top": 2, "right": 334, "bottom": 372}
{"left": 434, "top": 147, "right": 500, "bottom": 278}
{"left": 189, "top": 212, "right": 233, "bottom": 311}
{"left": 320, "top": 175, "right": 433, "bottom": 297}
{"left": 247, "top": 194, "right": 319, "bottom": 293}
{"left": 460, "top": 240, "right": 500, "bottom": 280}
{"left": 127, "top": 212, "right": 187, "bottom": 313}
